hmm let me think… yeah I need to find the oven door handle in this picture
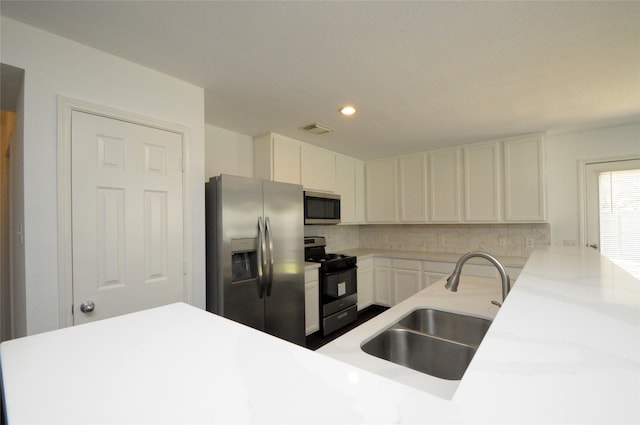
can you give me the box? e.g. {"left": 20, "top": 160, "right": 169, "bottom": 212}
{"left": 257, "top": 217, "right": 266, "bottom": 298}
{"left": 265, "top": 216, "right": 274, "bottom": 296}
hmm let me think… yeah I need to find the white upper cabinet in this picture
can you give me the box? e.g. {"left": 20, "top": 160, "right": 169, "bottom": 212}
{"left": 254, "top": 133, "right": 301, "bottom": 185}
{"left": 354, "top": 161, "right": 366, "bottom": 223}
{"left": 336, "top": 154, "right": 365, "bottom": 224}
{"left": 429, "top": 147, "right": 463, "bottom": 222}
{"left": 301, "top": 144, "right": 336, "bottom": 192}
{"left": 464, "top": 142, "right": 501, "bottom": 222}
{"left": 399, "top": 153, "right": 428, "bottom": 222}
{"left": 503, "top": 135, "right": 546, "bottom": 221}
{"left": 254, "top": 132, "right": 337, "bottom": 193}
{"left": 366, "top": 158, "right": 399, "bottom": 223}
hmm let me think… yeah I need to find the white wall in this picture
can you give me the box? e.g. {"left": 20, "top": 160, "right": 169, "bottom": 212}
{"left": 204, "top": 124, "right": 253, "bottom": 179}
{"left": 546, "top": 122, "right": 640, "bottom": 247}
{"left": 0, "top": 17, "right": 206, "bottom": 336}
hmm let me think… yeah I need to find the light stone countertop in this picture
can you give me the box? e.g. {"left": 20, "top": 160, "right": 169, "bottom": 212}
{"left": 340, "top": 248, "right": 528, "bottom": 268}
{"left": 1, "top": 246, "right": 638, "bottom": 424}
{"left": 318, "top": 274, "right": 503, "bottom": 399}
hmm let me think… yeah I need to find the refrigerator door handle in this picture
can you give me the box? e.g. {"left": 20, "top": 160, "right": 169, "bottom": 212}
{"left": 265, "top": 216, "right": 274, "bottom": 296}
{"left": 257, "top": 217, "right": 266, "bottom": 298}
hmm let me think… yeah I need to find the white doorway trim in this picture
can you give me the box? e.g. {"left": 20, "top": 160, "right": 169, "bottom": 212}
{"left": 57, "top": 97, "right": 193, "bottom": 328}
{"left": 578, "top": 153, "right": 640, "bottom": 248}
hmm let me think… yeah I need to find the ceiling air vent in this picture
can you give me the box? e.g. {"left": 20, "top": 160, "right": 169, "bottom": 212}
{"left": 301, "top": 122, "right": 334, "bottom": 135}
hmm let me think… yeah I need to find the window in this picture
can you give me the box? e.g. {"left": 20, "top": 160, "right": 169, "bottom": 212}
{"left": 598, "top": 168, "right": 640, "bottom": 278}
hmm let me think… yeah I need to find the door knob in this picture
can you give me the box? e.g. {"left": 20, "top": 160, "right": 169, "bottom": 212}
{"left": 80, "top": 301, "right": 95, "bottom": 313}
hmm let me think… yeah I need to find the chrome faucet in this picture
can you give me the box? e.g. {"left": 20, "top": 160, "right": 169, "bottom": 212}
{"left": 445, "top": 251, "right": 511, "bottom": 305}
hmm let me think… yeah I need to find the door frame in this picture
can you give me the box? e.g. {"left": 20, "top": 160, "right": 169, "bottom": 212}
{"left": 57, "top": 96, "right": 193, "bottom": 328}
{"left": 578, "top": 153, "right": 640, "bottom": 248}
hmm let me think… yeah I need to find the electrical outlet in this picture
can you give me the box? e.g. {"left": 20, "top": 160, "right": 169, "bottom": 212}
{"left": 525, "top": 238, "right": 534, "bottom": 249}
{"left": 499, "top": 237, "right": 506, "bottom": 247}
{"left": 438, "top": 235, "right": 446, "bottom": 245}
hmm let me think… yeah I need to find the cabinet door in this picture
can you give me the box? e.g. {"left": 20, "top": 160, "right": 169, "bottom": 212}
{"left": 336, "top": 155, "right": 357, "bottom": 223}
{"left": 423, "top": 272, "right": 447, "bottom": 290}
{"left": 354, "top": 161, "right": 366, "bottom": 223}
{"left": 399, "top": 153, "right": 428, "bottom": 222}
{"left": 273, "top": 135, "right": 301, "bottom": 185}
{"left": 301, "top": 145, "right": 336, "bottom": 192}
{"left": 366, "top": 158, "right": 398, "bottom": 223}
{"left": 429, "top": 148, "right": 462, "bottom": 222}
{"left": 392, "top": 269, "right": 421, "bottom": 305}
{"left": 464, "top": 142, "right": 501, "bottom": 222}
{"left": 357, "top": 261, "right": 374, "bottom": 310}
{"left": 373, "top": 267, "right": 391, "bottom": 306}
{"left": 504, "top": 136, "right": 546, "bottom": 221}
{"left": 304, "top": 269, "right": 319, "bottom": 336}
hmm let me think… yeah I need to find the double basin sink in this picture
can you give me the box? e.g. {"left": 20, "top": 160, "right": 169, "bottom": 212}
{"left": 361, "top": 308, "right": 492, "bottom": 380}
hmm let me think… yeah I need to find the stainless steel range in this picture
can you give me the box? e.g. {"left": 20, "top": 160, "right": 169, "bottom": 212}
{"left": 304, "top": 236, "right": 358, "bottom": 336}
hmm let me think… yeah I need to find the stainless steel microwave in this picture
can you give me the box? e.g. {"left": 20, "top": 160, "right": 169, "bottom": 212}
{"left": 304, "top": 191, "right": 341, "bottom": 225}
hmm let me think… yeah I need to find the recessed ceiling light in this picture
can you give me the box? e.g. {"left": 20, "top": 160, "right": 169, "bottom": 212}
{"left": 340, "top": 105, "right": 356, "bottom": 116}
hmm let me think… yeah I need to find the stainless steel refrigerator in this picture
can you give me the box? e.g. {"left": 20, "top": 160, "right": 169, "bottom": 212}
{"left": 205, "top": 174, "right": 305, "bottom": 346}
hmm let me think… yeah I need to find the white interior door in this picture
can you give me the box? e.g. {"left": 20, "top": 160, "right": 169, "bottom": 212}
{"left": 585, "top": 158, "right": 640, "bottom": 279}
{"left": 71, "top": 111, "right": 184, "bottom": 324}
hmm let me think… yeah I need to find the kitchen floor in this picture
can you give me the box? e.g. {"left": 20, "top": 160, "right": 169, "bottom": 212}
{"left": 305, "top": 305, "right": 389, "bottom": 351}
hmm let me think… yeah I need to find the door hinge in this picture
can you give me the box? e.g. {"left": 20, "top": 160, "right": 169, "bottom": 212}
{"left": 71, "top": 304, "right": 74, "bottom": 316}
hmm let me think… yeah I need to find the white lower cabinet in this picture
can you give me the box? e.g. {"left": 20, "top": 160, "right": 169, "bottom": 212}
{"left": 374, "top": 258, "right": 422, "bottom": 307}
{"left": 371, "top": 256, "right": 523, "bottom": 309}
{"left": 423, "top": 272, "right": 448, "bottom": 290}
{"left": 390, "top": 259, "right": 421, "bottom": 305}
{"left": 373, "top": 258, "right": 392, "bottom": 306}
{"left": 357, "top": 257, "right": 374, "bottom": 310}
{"left": 304, "top": 268, "right": 320, "bottom": 336}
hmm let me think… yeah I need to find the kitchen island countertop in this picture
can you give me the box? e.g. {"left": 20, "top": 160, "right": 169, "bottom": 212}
{"left": 1, "top": 246, "right": 638, "bottom": 423}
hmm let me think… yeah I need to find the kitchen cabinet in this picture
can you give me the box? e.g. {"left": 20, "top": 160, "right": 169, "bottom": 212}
{"left": 429, "top": 147, "right": 463, "bottom": 222}
{"left": 399, "top": 153, "right": 428, "bottom": 222}
{"left": 336, "top": 154, "right": 366, "bottom": 224}
{"left": 373, "top": 257, "right": 392, "bottom": 306}
{"left": 356, "top": 256, "right": 374, "bottom": 310}
{"left": 301, "top": 144, "right": 336, "bottom": 192}
{"left": 390, "top": 259, "right": 422, "bottom": 304}
{"left": 422, "top": 259, "right": 522, "bottom": 285}
{"left": 304, "top": 268, "right": 320, "bottom": 335}
{"left": 254, "top": 132, "right": 301, "bottom": 185}
{"left": 373, "top": 257, "right": 422, "bottom": 306}
{"left": 464, "top": 142, "right": 501, "bottom": 222}
{"left": 254, "top": 132, "right": 338, "bottom": 193}
{"left": 503, "top": 135, "right": 546, "bottom": 221}
{"left": 366, "top": 158, "right": 399, "bottom": 223}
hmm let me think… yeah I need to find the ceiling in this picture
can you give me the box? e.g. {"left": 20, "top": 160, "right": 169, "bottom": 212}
{"left": 2, "top": 1, "right": 639, "bottom": 160}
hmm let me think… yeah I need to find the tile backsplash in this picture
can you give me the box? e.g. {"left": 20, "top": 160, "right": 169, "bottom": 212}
{"left": 305, "top": 223, "right": 550, "bottom": 258}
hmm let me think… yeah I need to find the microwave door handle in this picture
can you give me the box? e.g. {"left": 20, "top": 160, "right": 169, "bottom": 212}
{"left": 265, "top": 217, "right": 274, "bottom": 296}
{"left": 257, "top": 217, "right": 266, "bottom": 298}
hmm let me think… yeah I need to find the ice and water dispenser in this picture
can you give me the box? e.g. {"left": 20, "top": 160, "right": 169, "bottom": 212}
{"left": 231, "top": 238, "right": 259, "bottom": 283}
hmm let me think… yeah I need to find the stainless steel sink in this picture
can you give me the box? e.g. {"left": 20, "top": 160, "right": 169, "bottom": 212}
{"left": 397, "top": 308, "right": 492, "bottom": 346}
{"left": 361, "top": 308, "right": 492, "bottom": 380}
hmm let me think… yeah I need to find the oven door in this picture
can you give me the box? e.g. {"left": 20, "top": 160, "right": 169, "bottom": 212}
{"left": 321, "top": 267, "right": 357, "bottom": 317}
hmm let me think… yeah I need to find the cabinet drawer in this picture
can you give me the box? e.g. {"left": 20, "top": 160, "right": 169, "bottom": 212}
{"left": 422, "top": 261, "right": 455, "bottom": 274}
{"left": 374, "top": 257, "right": 391, "bottom": 267}
{"left": 305, "top": 268, "right": 319, "bottom": 282}
{"left": 357, "top": 257, "right": 373, "bottom": 269}
{"left": 391, "top": 258, "right": 421, "bottom": 270}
